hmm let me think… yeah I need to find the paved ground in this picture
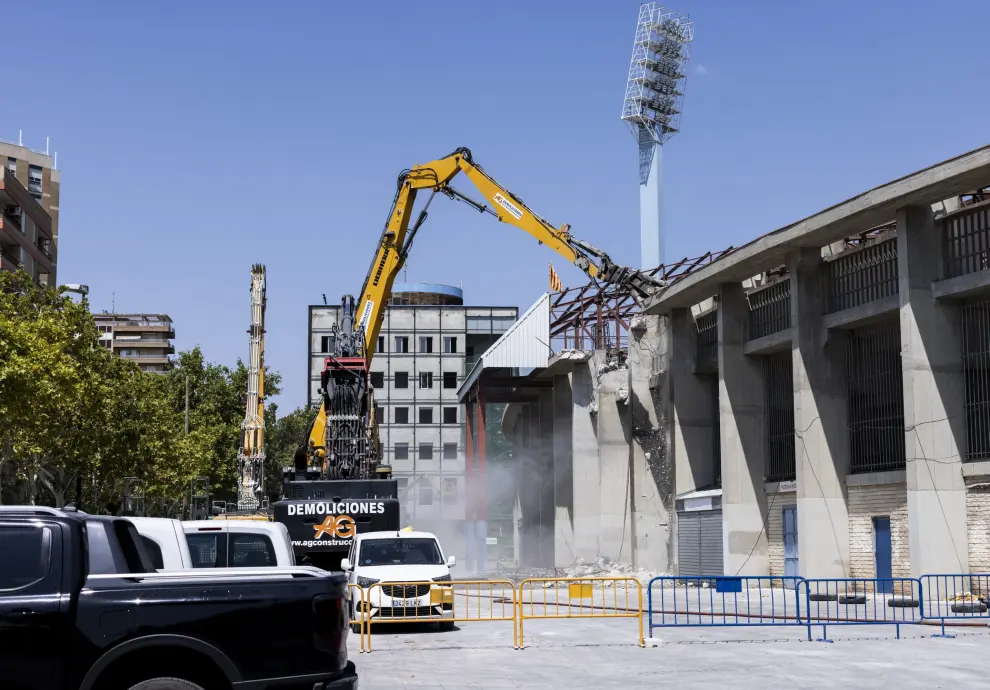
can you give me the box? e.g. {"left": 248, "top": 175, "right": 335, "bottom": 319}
{"left": 350, "top": 605, "right": 990, "bottom": 689}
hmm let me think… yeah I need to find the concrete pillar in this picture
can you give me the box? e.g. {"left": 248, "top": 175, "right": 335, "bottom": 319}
{"left": 897, "top": 205, "right": 968, "bottom": 575}
{"left": 537, "top": 389, "right": 555, "bottom": 566}
{"left": 477, "top": 394, "right": 488, "bottom": 573}
{"left": 671, "top": 307, "right": 716, "bottom": 494}
{"left": 464, "top": 399, "right": 476, "bottom": 573}
{"left": 552, "top": 374, "right": 576, "bottom": 566}
{"left": 790, "top": 247, "right": 850, "bottom": 577}
{"left": 597, "top": 357, "right": 634, "bottom": 564}
{"left": 570, "top": 359, "right": 601, "bottom": 562}
{"left": 718, "top": 283, "right": 769, "bottom": 575}
{"left": 628, "top": 315, "right": 674, "bottom": 573}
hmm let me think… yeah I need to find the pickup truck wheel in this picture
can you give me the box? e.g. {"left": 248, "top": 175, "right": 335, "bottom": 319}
{"left": 127, "top": 678, "right": 205, "bottom": 690}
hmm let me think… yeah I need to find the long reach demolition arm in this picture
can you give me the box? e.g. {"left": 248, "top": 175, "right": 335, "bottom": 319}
{"left": 301, "top": 147, "right": 667, "bottom": 476}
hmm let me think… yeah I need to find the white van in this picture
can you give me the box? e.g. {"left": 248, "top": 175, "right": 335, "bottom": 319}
{"left": 342, "top": 530, "right": 456, "bottom": 630}
{"left": 183, "top": 520, "right": 296, "bottom": 568}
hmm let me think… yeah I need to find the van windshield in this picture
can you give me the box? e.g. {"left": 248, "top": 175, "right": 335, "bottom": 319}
{"left": 359, "top": 538, "right": 443, "bottom": 567}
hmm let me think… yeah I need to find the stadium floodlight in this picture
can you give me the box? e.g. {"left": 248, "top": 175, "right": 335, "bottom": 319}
{"left": 620, "top": 3, "right": 694, "bottom": 268}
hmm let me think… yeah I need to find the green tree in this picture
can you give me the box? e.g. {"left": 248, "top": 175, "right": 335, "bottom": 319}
{"left": 0, "top": 269, "right": 287, "bottom": 512}
{"left": 263, "top": 404, "right": 315, "bottom": 499}
{"left": 161, "top": 349, "right": 282, "bottom": 504}
{"left": 0, "top": 269, "right": 137, "bottom": 505}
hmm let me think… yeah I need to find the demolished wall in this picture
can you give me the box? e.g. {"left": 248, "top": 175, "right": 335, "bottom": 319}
{"left": 501, "top": 315, "right": 673, "bottom": 574}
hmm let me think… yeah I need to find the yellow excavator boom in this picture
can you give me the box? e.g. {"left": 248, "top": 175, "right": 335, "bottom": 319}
{"left": 304, "top": 147, "right": 665, "bottom": 469}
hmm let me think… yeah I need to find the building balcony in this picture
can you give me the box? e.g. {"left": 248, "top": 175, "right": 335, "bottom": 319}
{"left": 117, "top": 352, "right": 172, "bottom": 363}
{"left": 111, "top": 317, "right": 175, "bottom": 338}
{"left": 113, "top": 338, "right": 175, "bottom": 349}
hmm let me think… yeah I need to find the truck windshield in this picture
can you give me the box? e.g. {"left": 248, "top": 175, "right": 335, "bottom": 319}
{"left": 359, "top": 538, "right": 443, "bottom": 566}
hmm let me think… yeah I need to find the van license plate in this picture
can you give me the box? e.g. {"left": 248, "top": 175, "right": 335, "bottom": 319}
{"left": 394, "top": 598, "right": 419, "bottom": 608}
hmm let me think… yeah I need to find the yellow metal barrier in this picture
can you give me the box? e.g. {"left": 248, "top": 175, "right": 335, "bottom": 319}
{"left": 362, "top": 579, "right": 517, "bottom": 651}
{"left": 346, "top": 583, "right": 368, "bottom": 653}
{"left": 516, "top": 577, "right": 645, "bottom": 649}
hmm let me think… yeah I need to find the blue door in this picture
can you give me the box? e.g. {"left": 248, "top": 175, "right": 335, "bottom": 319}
{"left": 873, "top": 517, "right": 893, "bottom": 594}
{"left": 783, "top": 506, "right": 799, "bottom": 589}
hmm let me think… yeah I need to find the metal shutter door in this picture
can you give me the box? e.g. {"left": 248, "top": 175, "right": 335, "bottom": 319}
{"left": 677, "top": 510, "right": 701, "bottom": 577}
{"left": 700, "top": 509, "right": 724, "bottom": 576}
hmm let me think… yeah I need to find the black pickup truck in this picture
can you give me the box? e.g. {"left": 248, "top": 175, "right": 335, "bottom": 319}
{"left": 0, "top": 507, "right": 358, "bottom": 690}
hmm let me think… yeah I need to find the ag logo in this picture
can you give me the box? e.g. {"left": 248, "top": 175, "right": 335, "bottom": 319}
{"left": 313, "top": 514, "right": 356, "bottom": 540}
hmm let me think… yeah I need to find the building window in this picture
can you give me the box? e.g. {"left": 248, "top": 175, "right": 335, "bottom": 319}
{"left": 492, "top": 315, "right": 515, "bottom": 333}
{"left": 443, "top": 443, "right": 458, "bottom": 460}
{"left": 419, "top": 484, "right": 434, "bottom": 506}
{"left": 370, "top": 371, "right": 384, "bottom": 388}
{"left": 443, "top": 407, "right": 458, "bottom": 424}
{"left": 419, "top": 371, "right": 434, "bottom": 389}
{"left": 443, "top": 336, "right": 457, "bottom": 353}
{"left": 374, "top": 405, "right": 384, "bottom": 422}
{"left": 397, "top": 477, "right": 409, "bottom": 490}
{"left": 394, "top": 443, "right": 409, "bottom": 460}
{"left": 394, "top": 407, "right": 409, "bottom": 424}
{"left": 5, "top": 157, "right": 15, "bottom": 174}
{"left": 419, "top": 407, "right": 433, "bottom": 424}
{"left": 443, "top": 371, "right": 458, "bottom": 389}
{"left": 28, "top": 165, "right": 42, "bottom": 200}
{"left": 443, "top": 478, "right": 458, "bottom": 505}
{"left": 394, "top": 371, "right": 409, "bottom": 388}
{"left": 319, "top": 335, "right": 333, "bottom": 353}
{"left": 394, "top": 336, "right": 409, "bottom": 353}
{"left": 378, "top": 336, "right": 385, "bottom": 353}
{"left": 419, "top": 443, "right": 433, "bottom": 460}
{"left": 420, "top": 336, "right": 434, "bottom": 353}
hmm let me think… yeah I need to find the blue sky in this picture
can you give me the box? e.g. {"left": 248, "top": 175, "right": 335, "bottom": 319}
{"left": 4, "top": 0, "right": 988, "bottom": 409}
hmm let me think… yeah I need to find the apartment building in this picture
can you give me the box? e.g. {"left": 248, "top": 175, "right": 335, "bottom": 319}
{"left": 93, "top": 313, "right": 176, "bottom": 373}
{"left": 308, "top": 285, "right": 517, "bottom": 532}
{"left": 0, "top": 168, "right": 55, "bottom": 286}
{"left": 0, "top": 138, "right": 60, "bottom": 247}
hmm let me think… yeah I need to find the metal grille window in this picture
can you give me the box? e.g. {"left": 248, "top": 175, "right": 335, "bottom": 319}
{"left": 394, "top": 442, "right": 409, "bottom": 460}
{"left": 747, "top": 281, "right": 791, "bottom": 341}
{"left": 825, "top": 239, "right": 898, "bottom": 313}
{"left": 943, "top": 205, "right": 990, "bottom": 279}
{"left": 846, "top": 322, "right": 905, "bottom": 473}
{"left": 763, "top": 352, "right": 795, "bottom": 481}
{"left": 696, "top": 309, "right": 718, "bottom": 370}
{"left": 962, "top": 299, "right": 990, "bottom": 460}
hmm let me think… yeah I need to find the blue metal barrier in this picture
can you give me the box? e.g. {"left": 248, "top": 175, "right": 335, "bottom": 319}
{"left": 647, "top": 576, "right": 808, "bottom": 639}
{"left": 799, "top": 577, "right": 922, "bottom": 642}
{"left": 918, "top": 573, "right": 990, "bottom": 637}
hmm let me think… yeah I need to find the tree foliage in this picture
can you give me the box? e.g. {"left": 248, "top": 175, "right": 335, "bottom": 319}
{"left": 0, "top": 269, "right": 287, "bottom": 512}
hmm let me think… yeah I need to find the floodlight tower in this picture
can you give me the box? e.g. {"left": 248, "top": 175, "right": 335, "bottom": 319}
{"left": 621, "top": 3, "right": 694, "bottom": 269}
